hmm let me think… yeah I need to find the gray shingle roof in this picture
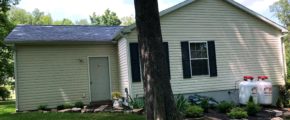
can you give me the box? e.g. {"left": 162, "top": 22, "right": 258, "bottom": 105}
{"left": 5, "top": 25, "right": 125, "bottom": 43}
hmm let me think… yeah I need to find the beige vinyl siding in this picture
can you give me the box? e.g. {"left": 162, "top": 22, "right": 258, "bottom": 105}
{"left": 126, "top": 0, "right": 285, "bottom": 96}
{"left": 118, "top": 38, "right": 131, "bottom": 95}
{"left": 16, "top": 44, "right": 119, "bottom": 111}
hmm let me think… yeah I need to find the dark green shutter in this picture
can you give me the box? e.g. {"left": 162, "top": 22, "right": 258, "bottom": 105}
{"left": 207, "top": 41, "right": 218, "bottom": 77}
{"left": 181, "top": 41, "right": 191, "bottom": 78}
{"left": 163, "top": 42, "right": 171, "bottom": 79}
{"left": 129, "top": 43, "right": 141, "bottom": 82}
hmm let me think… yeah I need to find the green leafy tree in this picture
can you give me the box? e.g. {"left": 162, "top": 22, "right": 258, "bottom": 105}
{"left": 270, "top": 0, "right": 290, "bottom": 79}
{"left": 121, "top": 16, "right": 135, "bottom": 26}
{"left": 8, "top": 7, "right": 32, "bottom": 24}
{"left": 53, "top": 18, "right": 74, "bottom": 25}
{"left": 75, "top": 19, "right": 89, "bottom": 25}
{"left": 90, "top": 9, "right": 121, "bottom": 26}
{"left": 31, "top": 8, "right": 53, "bottom": 25}
{"left": 0, "top": 0, "right": 19, "bottom": 85}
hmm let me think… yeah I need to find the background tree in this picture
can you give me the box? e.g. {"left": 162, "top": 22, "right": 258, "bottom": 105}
{"left": 0, "top": 0, "right": 19, "bottom": 86}
{"left": 53, "top": 18, "right": 74, "bottom": 25}
{"left": 89, "top": 9, "right": 121, "bottom": 26}
{"left": 75, "top": 19, "right": 89, "bottom": 25}
{"left": 270, "top": 0, "right": 290, "bottom": 79}
{"left": 134, "top": 0, "right": 179, "bottom": 119}
{"left": 8, "top": 7, "right": 32, "bottom": 24}
{"left": 31, "top": 8, "right": 53, "bottom": 25}
{"left": 121, "top": 16, "right": 135, "bottom": 26}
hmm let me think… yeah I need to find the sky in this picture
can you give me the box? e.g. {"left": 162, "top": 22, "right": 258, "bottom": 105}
{"left": 16, "top": 0, "right": 281, "bottom": 24}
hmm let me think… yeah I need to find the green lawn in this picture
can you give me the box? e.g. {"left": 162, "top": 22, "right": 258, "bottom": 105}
{"left": 0, "top": 101, "right": 145, "bottom": 120}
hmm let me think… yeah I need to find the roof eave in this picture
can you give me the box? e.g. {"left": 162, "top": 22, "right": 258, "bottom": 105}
{"left": 4, "top": 40, "right": 117, "bottom": 45}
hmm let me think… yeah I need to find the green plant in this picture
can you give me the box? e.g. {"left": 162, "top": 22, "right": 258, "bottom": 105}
{"left": 246, "top": 96, "right": 261, "bottom": 116}
{"left": 63, "top": 103, "right": 73, "bottom": 109}
{"left": 277, "top": 85, "right": 289, "bottom": 108}
{"left": 112, "top": 92, "right": 122, "bottom": 99}
{"left": 130, "top": 98, "right": 144, "bottom": 109}
{"left": 0, "top": 87, "right": 11, "bottom": 101}
{"left": 56, "top": 104, "right": 65, "bottom": 110}
{"left": 217, "top": 101, "right": 235, "bottom": 113}
{"left": 175, "top": 94, "right": 190, "bottom": 115}
{"left": 200, "top": 99, "right": 210, "bottom": 112}
{"left": 227, "top": 107, "right": 248, "bottom": 119}
{"left": 38, "top": 105, "right": 48, "bottom": 110}
{"left": 185, "top": 105, "right": 204, "bottom": 118}
{"left": 74, "top": 101, "right": 84, "bottom": 108}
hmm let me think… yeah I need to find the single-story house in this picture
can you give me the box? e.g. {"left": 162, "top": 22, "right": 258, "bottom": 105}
{"left": 5, "top": 0, "right": 288, "bottom": 111}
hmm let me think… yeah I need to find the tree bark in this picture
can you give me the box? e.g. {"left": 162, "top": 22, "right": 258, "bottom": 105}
{"left": 134, "top": 0, "right": 179, "bottom": 120}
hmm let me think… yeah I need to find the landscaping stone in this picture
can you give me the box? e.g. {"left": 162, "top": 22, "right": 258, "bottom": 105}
{"left": 72, "top": 107, "right": 81, "bottom": 112}
{"left": 132, "top": 108, "right": 144, "bottom": 114}
{"left": 94, "top": 105, "right": 108, "bottom": 112}
{"left": 42, "top": 111, "right": 49, "bottom": 113}
{"left": 283, "top": 111, "right": 290, "bottom": 117}
{"left": 272, "top": 110, "right": 283, "bottom": 117}
{"left": 265, "top": 109, "right": 283, "bottom": 117}
{"left": 58, "top": 109, "right": 72, "bottom": 113}
{"left": 271, "top": 117, "right": 283, "bottom": 120}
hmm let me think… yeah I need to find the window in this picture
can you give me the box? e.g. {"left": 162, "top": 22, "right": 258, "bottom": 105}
{"left": 189, "top": 42, "right": 209, "bottom": 75}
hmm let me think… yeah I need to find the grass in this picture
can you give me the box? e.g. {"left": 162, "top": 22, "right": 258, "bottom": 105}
{"left": 0, "top": 101, "right": 145, "bottom": 120}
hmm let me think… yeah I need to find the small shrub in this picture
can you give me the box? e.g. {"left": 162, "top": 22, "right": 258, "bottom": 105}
{"left": 56, "top": 104, "right": 65, "bottom": 110}
{"left": 200, "top": 99, "right": 210, "bottom": 112}
{"left": 217, "top": 101, "right": 235, "bottom": 113}
{"left": 227, "top": 107, "right": 248, "bottom": 119}
{"left": 0, "top": 87, "right": 11, "bottom": 101}
{"left": 130, "top": 98, "right": 144, "bottom": 109}
{"left": 74, "top": 101, "right": 84, "bottom": 108}
{"left": 185, "top": 105, "right": 204, "bottom": 118}
{"left": 246, "top": 96, "right": 261, "bottom": 116}
{"left": 38, "top": 105, "right": 48, "bottom": 110}
{"left": 112, "top": 92, "right": 122, "bottom": 99}
{"left": 63, "top": 103, "right": 73, "bottom": 109}
{"left": 175, "top": 94, "right": 190, "bottom": 115}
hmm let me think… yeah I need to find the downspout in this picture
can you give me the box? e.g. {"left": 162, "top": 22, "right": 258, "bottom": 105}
{"left": 12, "top": 45, "right": 19, "bottom": 112}
{"left": 281, "top": 34, "right": 288, "bottom": 84}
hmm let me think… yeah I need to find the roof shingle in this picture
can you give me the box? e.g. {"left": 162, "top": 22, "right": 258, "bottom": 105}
{"left": 5, "top": 25, "right": 125, "bottom": 43}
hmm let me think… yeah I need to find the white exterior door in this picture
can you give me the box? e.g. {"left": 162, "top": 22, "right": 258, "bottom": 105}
{"left": 89, "top": 57, "right": 111, "bottom": 101}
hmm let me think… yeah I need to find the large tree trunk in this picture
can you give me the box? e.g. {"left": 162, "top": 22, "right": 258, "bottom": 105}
{"left": 134, "top": 0, "right": 179, "bottom": 120}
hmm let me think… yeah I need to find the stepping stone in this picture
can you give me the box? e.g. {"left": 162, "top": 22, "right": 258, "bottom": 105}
{"left": 283, "top": 111, "right": 290, "bottom": 117}
{"left": 72, "top": 107, "right": 81, "bottom": 112}
{"left": 265, "top": 109, "right": 283, "bottom": 117}
{"left": 114, "top": 106, "right": 124, "bottom": 110}
{"left": 58, "top": 109, "right": 72, "bottom": 113}
{"left": 94, "top": 105, "right": 108, "bottom": 112}
{"left": 271, "top": 117, "right": 283, "bottom": 120}
{"left": 272, "top": 110, "right": 283, "bottom": 117}
{"left": 133, "top": 108, "right": 144, "bottom": 114}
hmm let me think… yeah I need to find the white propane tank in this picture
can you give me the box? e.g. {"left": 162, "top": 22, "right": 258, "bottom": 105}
{"left": 257, "top": 76, "right": 272, "bottom": 105}
{"left": 239, "top": 76, "right": 258, "bottom": 104}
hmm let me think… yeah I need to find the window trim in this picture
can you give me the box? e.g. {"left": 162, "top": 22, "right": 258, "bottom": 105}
{"left": 188, "top": 41, "right": 210, "bottom": 76}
